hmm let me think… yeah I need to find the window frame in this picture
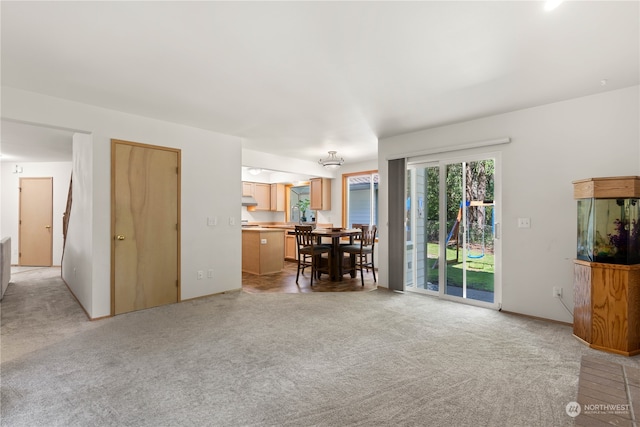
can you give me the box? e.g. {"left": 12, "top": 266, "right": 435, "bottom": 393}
{"left": 341, "top": 169, "right": 379, "bottom": 229}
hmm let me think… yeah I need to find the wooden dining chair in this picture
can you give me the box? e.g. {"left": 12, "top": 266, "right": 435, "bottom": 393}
{"left": 295, "top": 225, "right": 331, "bottom": 286}
{"left": 339, "top": 225, "right": 377, "bottom": 286}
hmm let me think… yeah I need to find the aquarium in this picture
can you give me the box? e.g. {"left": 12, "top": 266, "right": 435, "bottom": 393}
{"left": 577, "top": 198, "right": 640, "bottom": 264}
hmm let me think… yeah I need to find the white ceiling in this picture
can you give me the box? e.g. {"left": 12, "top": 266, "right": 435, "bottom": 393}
{"left": 1, "top": 1, "right": 638, "bottom": 164}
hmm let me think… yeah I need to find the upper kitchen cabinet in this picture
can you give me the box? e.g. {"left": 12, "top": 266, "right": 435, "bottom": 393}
{"left": 310, "top": 178, "right": 331, "bottom": 211}
{"left": 270, "top": 184, "right": 285, "bottom": 212}
{"left": 243, "top": 181, "right": 271, "bottom": 211}
{"left": 242, "top": 182, "right": 254, "bottom": 197}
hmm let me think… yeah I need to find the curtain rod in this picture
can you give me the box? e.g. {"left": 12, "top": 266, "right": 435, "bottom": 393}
{"left": 385, "top": 137, "right": 511, "bottom": 161}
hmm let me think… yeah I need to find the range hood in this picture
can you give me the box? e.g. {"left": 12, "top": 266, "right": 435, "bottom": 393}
{"left": 242, "top": 196, "right": 258, "bottom": 207}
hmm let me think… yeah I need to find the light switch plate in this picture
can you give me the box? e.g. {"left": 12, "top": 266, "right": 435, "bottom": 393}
{"left": 517, "top": 218, "right": 531, "bottom": 228}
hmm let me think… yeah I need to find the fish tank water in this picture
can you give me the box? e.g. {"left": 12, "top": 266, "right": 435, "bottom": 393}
{"left": 577, "top": 198, "right": 640, "bottom": 264}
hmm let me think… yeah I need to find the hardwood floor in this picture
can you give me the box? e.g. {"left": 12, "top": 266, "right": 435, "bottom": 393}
{"left": 575, "top": 355, "right": 640, "bottom": 426}
{"left": 242, "top": 261, "right": 378, "bottom": 293}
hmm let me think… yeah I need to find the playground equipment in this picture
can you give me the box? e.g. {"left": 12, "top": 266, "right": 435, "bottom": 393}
{"left": 439, "top": 200, "right": 494, "bottom": 265}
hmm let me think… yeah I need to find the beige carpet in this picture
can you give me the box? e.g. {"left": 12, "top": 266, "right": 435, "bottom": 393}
{"left": 1, "top": 267, "right": 638, "bottom": 426}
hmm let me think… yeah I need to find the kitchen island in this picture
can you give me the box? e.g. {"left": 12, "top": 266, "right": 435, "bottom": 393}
{"left": 242, "top": 228, "right": 285, "bottom": 275}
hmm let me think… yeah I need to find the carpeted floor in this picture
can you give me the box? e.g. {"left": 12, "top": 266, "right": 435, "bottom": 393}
{"left": 1, "top": 267, "right": 638, "bottom": 426}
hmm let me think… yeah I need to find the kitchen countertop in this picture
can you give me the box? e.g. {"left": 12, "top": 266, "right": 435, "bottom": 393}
{"left": 241, "top": 227, "right": 287, "bottom": 232}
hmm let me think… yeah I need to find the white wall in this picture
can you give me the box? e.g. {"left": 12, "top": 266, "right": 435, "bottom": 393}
{"left": 1, "top": 161, "right": 72, "bottom": 265}
{"left": 378, "top": 86, "right": 640, "bottom": 323}
{"left": 2, "top": 87, "right": 243, "bottom": 318}
{"left": 62, "top": 133, "right": 93, "bottom": 311}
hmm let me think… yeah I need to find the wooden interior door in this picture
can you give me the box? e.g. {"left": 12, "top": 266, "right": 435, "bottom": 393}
{"left": 19, "top": 177, "right": 53, "bottom": 266}
{"left": 112, "top": 140, "right": 180, "bottom": 315}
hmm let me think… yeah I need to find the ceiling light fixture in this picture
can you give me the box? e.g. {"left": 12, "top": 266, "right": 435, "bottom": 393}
{"left": 544, "top": 0, "right": 564, "bottom": 11}
{"left": 319, "top": 151, "right": 344, "bottom": 169}
{"left": 248, "top": 168, "right": 262, "bottom": 176}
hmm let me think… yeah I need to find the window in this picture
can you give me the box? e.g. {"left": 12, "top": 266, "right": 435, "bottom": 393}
{"left": 286, "top": 183, "right": 316, "bottom": 223}
{"left": 342, "top": 171, "right": 379, "bottom": 228}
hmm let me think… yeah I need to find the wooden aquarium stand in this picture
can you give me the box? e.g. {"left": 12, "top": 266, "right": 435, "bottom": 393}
{"left": 573, "top": 260, "right": 640, "bottom": 356}
{"left": 572, "top": 176, "right": 640, "bottom": 356}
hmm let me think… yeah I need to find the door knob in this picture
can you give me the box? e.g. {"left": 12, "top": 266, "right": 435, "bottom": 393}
{"left": 116, "top": 235, "right": 126, "bottom": 241}
{"left": 45, "top": 225, "right": 51, "bottom": 229}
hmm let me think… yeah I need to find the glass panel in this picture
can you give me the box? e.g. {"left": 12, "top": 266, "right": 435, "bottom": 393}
{"left": 289, "top": 185, "right": 315, "bottom": 223}
{"left": 405, "top": 166, "right": 439, "bottom": 292}
{"left": 445, "top": 163, "right": 463, "bottom": 298}
{"left": 443, "top": 160, "right": 495, "bottom": 303}
{"left": 423, "top": 166, "right": 439, "bottom": 291}
{"left": 590, "top": 198, "right": 640, "bottom": 264}
{"left": 347, "top": 173, "right": 379, "bottom": 228}
{"left": 405, "top": 170, "right": 413, "bottom": 289}
{"left": 577, "top": 199, "right": 594, "bottom": 261}
{"left": 463, "top": 160, "right": 495, "bottom": 303}
{"left": 348, "top": 175, "right": 372, "bottom": 227}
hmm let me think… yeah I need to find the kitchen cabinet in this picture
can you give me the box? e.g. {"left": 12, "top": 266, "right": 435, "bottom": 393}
{"left": 285, "top": 233, "right": 298, "bottom": 261}
{"left": 242, "top": 228, "right": 285, "bottom": 275}
{"left": 253, "top": 183, "right": 271, "bottom": 211}
{"left": 242, "top": 182, "right": 254, "bottom": 197}
{"left": 310, "top": 178, "right": 331, "bottom": 211}
{"left": 243, "top": 181, "right": 271, "bottom": 211}
{"left": 270, "top": 184, "right": 285, "bottom": 212}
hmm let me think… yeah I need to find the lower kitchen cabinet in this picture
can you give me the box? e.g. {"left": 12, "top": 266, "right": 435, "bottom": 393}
{"left": 242, "top": 228, "right": 285, "bottom": 275}
{"left": 285, "top": 233, "right": 298, "bottom": 261}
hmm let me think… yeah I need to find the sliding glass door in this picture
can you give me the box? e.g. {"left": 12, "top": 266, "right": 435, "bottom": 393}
{"left": 406, "top": 154, "right": 500, "bottom": 308}
{"left": 405, "top": 163, "right": 440, "bottom": 294}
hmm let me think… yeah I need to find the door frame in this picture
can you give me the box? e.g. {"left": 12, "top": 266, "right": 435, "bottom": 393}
{"left": 110, "top": 139, "right": 182, "bottom": 316}
{"left": 406, "top": 151, "right": 502, "bottom": 310}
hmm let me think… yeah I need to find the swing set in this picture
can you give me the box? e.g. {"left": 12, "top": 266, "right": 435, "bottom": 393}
{"left": 444, "top": 200, "right": 494, "bottom": 263}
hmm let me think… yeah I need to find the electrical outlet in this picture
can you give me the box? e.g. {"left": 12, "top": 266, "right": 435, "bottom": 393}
{"left": 207, "top": 216, "right": 217, "bottom": 226}
{"left": 197, "top": 270, "right": 204, "bottom": 280}
{"left": 229, "top": 216, "right": 235, "bottom": 226}
{"left": 517, "top": 218, "right": 531, "bottom": 228}
{"left": 261, "top": 238, "right": 267, "bottom": 244}
{"left": 553, "top": 286, "right": 562, "bottom": 298}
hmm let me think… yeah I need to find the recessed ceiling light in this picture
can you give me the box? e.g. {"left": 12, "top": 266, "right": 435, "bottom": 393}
{"left": 544, "top": 0, "right": 564, "bottom": 11}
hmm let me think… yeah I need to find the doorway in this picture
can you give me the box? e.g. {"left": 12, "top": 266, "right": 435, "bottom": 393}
{"left": 19, "top": 177, "right": 53, "bottom": 266}
{"left": 405, "top": 155, "right": 500, "bottom": 308}
{"left": 111, "top": 140, "right": 181, "bottom": 315}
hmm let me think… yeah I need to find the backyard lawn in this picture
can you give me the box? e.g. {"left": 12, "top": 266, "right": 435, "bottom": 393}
{"left": 426, "top": 243, "right": 494, "bottom": 292}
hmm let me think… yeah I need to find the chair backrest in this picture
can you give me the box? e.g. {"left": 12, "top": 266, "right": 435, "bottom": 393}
{"left": 295, "top": 225, "right": 315, "bottom": 248}
{"left": 361, "top": 225, "right": 377, "bottom": 248}
{"left": 352, "top": 224, "right": 368, "bottom": 240}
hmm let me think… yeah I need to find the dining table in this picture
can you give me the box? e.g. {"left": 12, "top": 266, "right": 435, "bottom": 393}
{"left": 311, "top": 228, "right": 361, "bottom": 281}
